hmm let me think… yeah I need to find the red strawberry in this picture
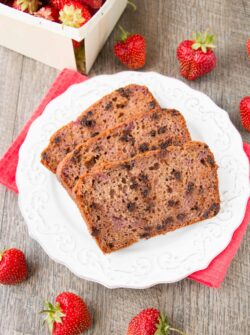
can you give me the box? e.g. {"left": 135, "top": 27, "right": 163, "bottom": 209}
{"left": 12, "top": 0, "right": 41, "bottom": 13}
{"left": 34, "top": 6, "right": 59, "bottom": 21}
{"left": 239, "top": 96, "right": 250, "bottom": 131}
{"left": 42, "top": 292, "right": 92, "bottom": 335}
{"left": 247, "top": 39, "right": 250, "bottom": 58}
{"left": 114, "top": 26, "right": 146, "bottom": 70}
{"left": 59, "top": 1, "right": 91, "bottom": 28}
{"left": 127, "top": 308, "right": 187, "bottom": 335}
{"left": 79, "top": 0, "right": 102, "bottom": 9}
{"left": 177, "top": 32, "right": 216, "bottom": 80}
{"left": 49, "top": 0, "right": 67, "bottom": 11}
{"left": 0, "top": 248, "right": 28, "bottom": 285}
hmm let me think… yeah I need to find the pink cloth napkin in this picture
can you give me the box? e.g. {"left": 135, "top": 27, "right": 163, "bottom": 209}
{"left": 0, "top": 68, "right": 249, "bottom": 288}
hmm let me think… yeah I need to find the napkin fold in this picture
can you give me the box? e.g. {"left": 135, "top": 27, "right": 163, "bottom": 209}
{"left": 0, "top": 68, "right": 249, "bottom": 288}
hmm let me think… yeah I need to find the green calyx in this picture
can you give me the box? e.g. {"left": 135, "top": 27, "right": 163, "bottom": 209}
{"left": 155, "top": 313, "right": 188, "bottom": 335}
{"left": 17, "top": 0, "right": 40, "bottom": 13}
{"left": 59, "top": 5, "right": 85, "bottom": 28}
{"left": 192, "top": 31, "right": 216, "bottom": 53}
{"left": 117, "top": 25, "right": 131, "bottom": 42}
{"left": 40, "top": 301, "right": 65, "bottom": 333}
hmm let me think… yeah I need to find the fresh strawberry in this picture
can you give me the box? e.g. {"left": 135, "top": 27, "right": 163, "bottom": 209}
{"left": 114, "top": 26, "right": 146, "bottom": 70}
{"left": 0, "top": 248, "right": 28, "bottom": 285}
{"left": 177, "top": 31, "right": 216, "bottom": 80}
{"left": 247, "top": 39, "right": 250, "bottom": 58}
{"left": 79, "top": 0, "right": 102, "bottom": 9}
{"left": 34, "top": 6, "right": 59, "bottom": 21}
{"left": 12, "top": 0, "right": 41, "bottom": 13}
{"left": 49, "top": 0, "right": 67, "bottom": 11}
{"left": 127, "top": 308, "right": 187, "bottom": 335}
{"left": 42, "top": 292, "right": 92, "bottom": 335}
{"left": 59, "top": 1, "right": 91, "bottom": 28}
{"left": 239, "top": 96, "right": 250, "bottom": 131}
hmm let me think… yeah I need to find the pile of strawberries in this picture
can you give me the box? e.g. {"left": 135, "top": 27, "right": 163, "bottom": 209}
{"left": 0, "top": 0, "right": 104, "bottom": 35}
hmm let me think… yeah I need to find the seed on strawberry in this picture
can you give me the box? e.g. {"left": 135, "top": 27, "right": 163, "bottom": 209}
{"left": 59, "top": 1, "right": 91, "bottom": 28}
{"left": 114, "top": 25, "right": 146, "bottom": 70}
{"left": 12, "top": 0, "right": 41, "bottom": 13}
{"left": 239, "top": 96, "right": 250, "bottom": 131}
{"left": 0, "top": 248, "right": 28, "bottom": 285}
{"left": 34, "top": 6, "right": 59, "bottom": 21}
{"left": 246, "top": 39, "right": 250, "bottom": 58}
{"left": 127, "top": 308, "right": 188, "bottom": 335}
{"left": 41, "top": 291, "right": 92, "bottom": 335}
{"left": 177, "top": 31, "right": 216, "bottom": 80}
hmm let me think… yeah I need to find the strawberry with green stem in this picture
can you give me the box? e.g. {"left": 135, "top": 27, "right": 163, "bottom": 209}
{"left": 177, "top": 31, "right": 216, "bottom": 80}
{"left": 127, "top": 308, "right": 188, "bottom": 335}
{"left": 114, "top": 25, "right": 146, "bottom": 70}
{"left": 41, "top": 292, "right": 92, "bottom": 335}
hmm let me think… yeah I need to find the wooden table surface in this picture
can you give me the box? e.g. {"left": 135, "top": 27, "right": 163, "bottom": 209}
{"left": 0, "top": 1, "right": 250, "bottom": 334}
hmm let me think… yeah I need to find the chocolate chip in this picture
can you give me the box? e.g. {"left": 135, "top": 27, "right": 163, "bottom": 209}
{"left": 91, "top": 227, "right": 100, "bottom": 236}
{"left": 171, "top": 109, "right": 179, "bottom": 116}
{"left": 87, "top": 111, "right": 93, "bottom": 116}
{"left": 168, "top": 199, "right": 179, "bottom": 207}
{"left": 54, "top": 136, "right": 61, "bottom": 144}
{"left": 70, "top": 154, "right": 81, "bottom": 164}
{"left": 207, "top": 155, "right": 215, "bottom": 166}
{"left": 156, "top": 225, "right": 163, "bottom": 230}
{"left": 167, "top": 186, "right": 173, "bottom": 193}
{"left": 140, "top": 232, "right": 150, "bottom": 239}
{"left": 149, "top": 101, "right": 156, "bottom": 109}
{"left": 139, "top": 143, "right": 149, "bottom": 153}
{"left": 122, "top": 162, "right": 134, "bottom": 170}
{"left": 80, "top": 116, "right": 96, "bottom": 128}
{"left": 85, "top": 156, "right": 99, "bottom": 169}
{"left": 127, "top": 202, "right": 136, "bottom": 212}
{"left": 141, "top": 188, "right": 150, "bottom": 197}
{"left": 158, "top": 126, "right": 167, "bottom": 134}
{"left": 119, "top": 131, "right": 135, "bottom": 144}
{"left": 171, "top": 169, "right": 181, "bottom": 181}
{"left": 117, "top": 87, "right": 131, "bottom": 98}
{"left": 138, "top": 173, "right": 148, "bottom": 182}
{"left": 200, "top": 158, "right": 206, "bottom": 165}
{"left": 150, "top": 130, "right": 156, "bottom": 137}
{"left": 149, "top": 162, "right": 160, "bottom": 170}
{"left": 108, "top": 242, "right": 114, "bottom": 249}
{"left": 191, "top": 205, "right": 199, "bottom": 211}
{"left": 105, "top": 102, "right": 113, "bottom": 110}
{"left": 41, "top": 152, "right": 48, "bottom": 160}
{"left": 210, "top": 203, "right": 220, "bottom": 214}
{"left": 130, "top": 177, "right": 138, "bottom": 189}
{"left": 116, "top": 104, "right": 125, "bottom": 108}
{"left": 162, "top": 216, "right": 174, "bottom": 225}
{"left": 199, "top": 185, "right": 204, "bottom": 194}
{"left": 151, "top": 112, "right": 159, "bottom": 120}
{"left": 91, "top": 132, "right": 99, "bottom": 137}
{"left": 186, "top": 182, "right": 195, "bottom": 194}
{"left": 177, "top": 213, "right": 186, "bottom": 221}
{"left": 160, "top": 139, "right": 172, "bottom": 149}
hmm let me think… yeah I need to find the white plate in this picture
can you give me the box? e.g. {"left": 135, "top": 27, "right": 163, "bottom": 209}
{"left": 16, "top": 72, "right": 250, "bottom": 289}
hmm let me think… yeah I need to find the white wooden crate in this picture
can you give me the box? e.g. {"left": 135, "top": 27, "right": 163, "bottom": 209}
{"left": 0, "top": 0, "right": 127, "bottom": 72}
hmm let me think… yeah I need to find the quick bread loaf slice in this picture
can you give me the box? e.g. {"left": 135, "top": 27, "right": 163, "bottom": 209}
{"left": 41, "top": 84, "right": 161, "bottom": 173}
{"left": 57, "top": 109, "right": 191, "bottom": 194}
{"left": 73, "top": 142, "right": 220, "bottom": 253}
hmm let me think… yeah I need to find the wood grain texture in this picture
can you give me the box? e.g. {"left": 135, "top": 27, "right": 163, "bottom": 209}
{"left": 0, "top": 1, "right": 249, "bottom": 334}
